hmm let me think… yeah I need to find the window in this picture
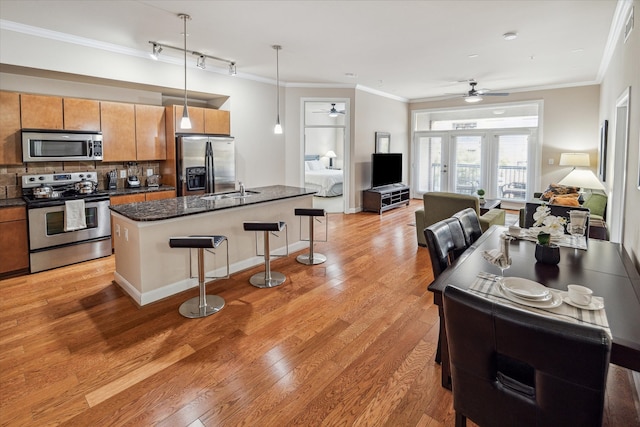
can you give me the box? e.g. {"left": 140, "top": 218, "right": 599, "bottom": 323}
{"left": 412, "top": 102, "right": 541, "bottom": 201}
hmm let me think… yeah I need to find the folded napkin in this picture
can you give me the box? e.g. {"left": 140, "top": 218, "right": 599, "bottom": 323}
{"left": 64, "top": 199, "right": 87, "bottom": 232}
{"left": 482, "top": 249, "right": 510, "bottom": 268}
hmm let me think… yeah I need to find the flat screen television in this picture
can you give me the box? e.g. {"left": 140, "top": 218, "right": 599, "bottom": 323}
{"left": 371, "top": 153, "right": 403, "bottom": 188}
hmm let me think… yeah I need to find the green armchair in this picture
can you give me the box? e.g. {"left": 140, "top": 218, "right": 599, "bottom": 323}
{"left": 415, "top": 192, "right": 506, "bottom": 247}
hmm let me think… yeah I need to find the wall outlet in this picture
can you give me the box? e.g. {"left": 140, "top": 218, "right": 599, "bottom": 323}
{"left": 120, "top": 169, "right": 127, "bottom": 178}
{"left": 147, "top": 168, "right": 154, "bottom": 177}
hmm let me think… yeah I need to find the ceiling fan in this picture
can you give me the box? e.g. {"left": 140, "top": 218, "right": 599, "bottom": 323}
{"left": 313, "top": 103, "right": 346, "bottom": 117}
{"left": 450, "top": 80, "right": 510, "bottom": 103}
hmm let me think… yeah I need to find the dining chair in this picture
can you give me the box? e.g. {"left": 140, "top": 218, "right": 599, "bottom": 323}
{"left": 523, "top": 203, "right": 591, "bottom": 239}
{"left": 443, "top": 285, "right": 611, "bottom": 427}
{"left": 424, "top": 218, "right": 467, "bottom": 365}
{"left": 424, "top": 217, "right": 467, "bottom": 277}
{"left": 453, "top": 207, "right": 483, "bottom": 246}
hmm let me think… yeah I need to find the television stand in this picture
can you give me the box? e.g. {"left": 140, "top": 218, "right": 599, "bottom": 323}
{"left": 363, "top": 184, "right": 410, "bottom": 214}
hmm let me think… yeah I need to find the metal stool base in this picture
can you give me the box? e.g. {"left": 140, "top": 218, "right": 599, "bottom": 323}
{"left": 296, "top": 253, "right": 327, "bottom": 265}
{"left": 179, "top": 295, "right": 225, "bottom": 318}
{"left": 249, "top": 272, "right": 286, "bottom": 288}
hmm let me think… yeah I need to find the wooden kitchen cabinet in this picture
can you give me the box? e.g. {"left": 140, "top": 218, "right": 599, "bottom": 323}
{"left": 63, "top": 98, "right": 101, "bottom": 131}
{"left": 204, "top": 109, "right": 231, "bottom": 135}
{"left": 0, "top": 206, "right": 29, "bottom": 276}
{"left": 21, "top": 93, "right": 64, "bottom": 129}
{"left": 144, "top": 190, "right": 176, "bottom": 201}
{"left": 0, "top": 91, "right": 22, "bottom": 165}
{"left": 174, "top": 105, "right": 206, "bottom": 134}
{"left": 135, "top": 105, "right": 166, "bottom": 160}
{"left": 101, "top": 101, "right": 136, "bottom": 161}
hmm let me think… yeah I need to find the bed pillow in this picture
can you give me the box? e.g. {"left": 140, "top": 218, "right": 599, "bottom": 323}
{"left": 540, "top": 184, "right": 580, "bottom": 201}
{"left": 307, "top": 160, "right": 325, "bottom": 171}
{"left": 305, "top": 161, "right": 311, "bottom": 171}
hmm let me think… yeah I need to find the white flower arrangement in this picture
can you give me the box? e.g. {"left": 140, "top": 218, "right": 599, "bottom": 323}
{"left": 532, "top": 205, "right": 567, "bottom": 235}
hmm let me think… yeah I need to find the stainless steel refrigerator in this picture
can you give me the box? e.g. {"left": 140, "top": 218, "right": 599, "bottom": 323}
{"left": 176, "top": 135, "right": 236, "bottom": 196}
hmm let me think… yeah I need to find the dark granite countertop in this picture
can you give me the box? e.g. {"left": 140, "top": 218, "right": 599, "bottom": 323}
{"left": 109, "top": 185, "right": 316, "bottom": 222}
{"left": 106, "top": 186, "right": 176, "bottom": 197}
{"left": 0, "top": 198, "right": 26, "bottom": 208}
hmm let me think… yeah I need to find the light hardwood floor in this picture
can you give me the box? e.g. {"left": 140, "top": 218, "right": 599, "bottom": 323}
{"left": 1, "top": 200, "right": 638, "bottom": 426}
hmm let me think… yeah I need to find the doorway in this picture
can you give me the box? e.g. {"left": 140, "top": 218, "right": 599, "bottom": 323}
{"left": 301, "top": 99, "right": 350, "bottom": 213}
{"left": 608, "top": 87, "right": 630, "bottom": 243}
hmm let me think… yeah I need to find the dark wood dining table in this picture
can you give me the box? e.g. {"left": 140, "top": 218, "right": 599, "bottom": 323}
{"left": 428, "top": 225, "right": 640, "bottom": 389}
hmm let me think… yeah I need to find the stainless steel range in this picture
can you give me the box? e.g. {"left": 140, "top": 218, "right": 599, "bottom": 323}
{"left": 22, "top": 172, "right": 112, "bottom": 273}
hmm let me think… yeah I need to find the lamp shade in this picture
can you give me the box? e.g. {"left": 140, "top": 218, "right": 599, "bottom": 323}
{"left": 325, "top": 150, "right": 337, "bottom": 158}
{"left": 558, "top": 169, "right": 605, "bottom": 190}
{"left": 559, "top": 153, "right": 590, "bottom": 167}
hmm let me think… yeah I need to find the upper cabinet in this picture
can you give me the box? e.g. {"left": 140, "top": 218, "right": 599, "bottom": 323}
{"left": 101, "top": 101, "right": 136, "bottom": 162}
{"left": 173, "top": 105, "right": 230, "bottom": 135}
{"left": 205, "top": 109, "right": 231, "bottom": 135}
{"left": 174, "top": 105, "right": 205, "bottom": 134}
{"left": 135, "top": 105, "right": 166, "bottom": 161}
{"left": 21, "top": 94, "right": 63, "bottom": 129}
{"left": 63, "top": 98, "right": 101, "bottom": 131}
{"left": 0, "top": 91, "right": 22, "bottom": 165}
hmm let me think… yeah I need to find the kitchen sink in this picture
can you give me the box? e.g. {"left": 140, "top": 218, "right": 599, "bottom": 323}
{"left": 201, "top": 190, "right": 260, "bottom": 201}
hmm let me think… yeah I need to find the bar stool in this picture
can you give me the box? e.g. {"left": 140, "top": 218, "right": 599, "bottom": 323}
{"left": 294, "top": 208, "right": 327, "bottom": 265}
{"left": 169, "top": 235, "right": 229, "bottom": 318}
{"left": 243, "top": 221, "right": 288, "bottom": 288}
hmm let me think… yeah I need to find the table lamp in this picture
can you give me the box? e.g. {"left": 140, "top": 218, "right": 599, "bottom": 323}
{"left": 558, "top": 152, "right": 605, "bottom": 202}
{"left": 325, "top": 150, "right": 337, "bottom": 168}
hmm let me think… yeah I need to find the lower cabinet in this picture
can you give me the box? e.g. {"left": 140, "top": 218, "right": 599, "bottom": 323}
{"left": 0, "top": 206, "right": 29, "bottom": 276}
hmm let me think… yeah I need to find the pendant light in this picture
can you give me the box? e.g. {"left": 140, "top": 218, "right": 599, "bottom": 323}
{"left": 273, "top": 45, "right": 283, "bottom": 134}
{"left": 179, "top": 13, "right": 192, "bottom": 129}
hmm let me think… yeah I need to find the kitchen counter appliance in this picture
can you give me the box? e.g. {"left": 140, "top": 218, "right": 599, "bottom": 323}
{"left": 126, "top": 162, "right": 141, "bottom": 188}
{"left": 21, "top": 172, "right": 111, "bottom": 273}
{"left": 176, "top": 135, "right": 235, "bottom": 196}
{"left": 22, "top": 129, "right": 103, "bottom": 162}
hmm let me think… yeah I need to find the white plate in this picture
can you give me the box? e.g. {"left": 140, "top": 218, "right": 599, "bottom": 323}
{"left": 500, "top": 282, "right": 553, "bottom": 302}
{"left": 501, "top": 277, "right": 550, "bottom": 299}
{"left": 497, "top": 284, "right": 563, "bottom": 309}
{"left": 563, "top": 297, "right": 605, "bottom": 311}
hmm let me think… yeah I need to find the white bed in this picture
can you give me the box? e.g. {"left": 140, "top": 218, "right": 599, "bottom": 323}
{"left": 304, "top": 159, "right": 343, "bottom": 197}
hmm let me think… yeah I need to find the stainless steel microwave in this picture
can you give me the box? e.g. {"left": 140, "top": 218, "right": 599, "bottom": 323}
{"left": 22, "top": 129, "right": 103, "bottom": 162}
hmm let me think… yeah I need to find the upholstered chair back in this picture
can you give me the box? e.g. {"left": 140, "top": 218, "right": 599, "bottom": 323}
{"left": 443, "top": 286, "right": 611, "bottom": 427}
{"left": 453, "top": 208, "right": 483, "bottom": 246}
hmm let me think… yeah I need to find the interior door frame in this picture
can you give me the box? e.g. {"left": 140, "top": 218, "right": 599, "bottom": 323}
{"left": 300, "top": 97, "right": 351, "bottom": 214}
{"left": 609, "top": 87, "right": 630, "bottom": 243}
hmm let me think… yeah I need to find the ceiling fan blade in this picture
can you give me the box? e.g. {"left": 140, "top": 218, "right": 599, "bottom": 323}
{"left": 482, "top": 92, "right": 510, "bottom": 96}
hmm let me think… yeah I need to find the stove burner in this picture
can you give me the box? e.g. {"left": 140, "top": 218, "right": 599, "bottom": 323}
{"left": 21, "top": 171, "right": 108, "bottom": 208}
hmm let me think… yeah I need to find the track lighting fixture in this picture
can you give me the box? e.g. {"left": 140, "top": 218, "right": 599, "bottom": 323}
{"left": 196, "top": 54, "right": 206, "bottom": 69}
{"left": 179, "top": 13, "right": 192, "bottom": 130}
{"left": 150, "top": 43, "right": 162, "bottom": 60}
{"left": 273, "top": 45, "right": 283, "bottom": 135}
{"left": 148, "top": 41, "right": 237, "bottom": 74}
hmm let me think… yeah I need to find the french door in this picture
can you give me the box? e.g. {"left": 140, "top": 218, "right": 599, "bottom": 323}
{"left": 413, "top": 129, "right": 536, "bottom": 201}
{"left": 414, "top": 131, "right": 484, "bottom": 195}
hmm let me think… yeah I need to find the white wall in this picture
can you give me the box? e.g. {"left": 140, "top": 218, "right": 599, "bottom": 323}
{"left": 599, "top": 0, "right": 640, "bottom": 267}
{"left": 410, "top": 85, "right": 601, "bottom": 189}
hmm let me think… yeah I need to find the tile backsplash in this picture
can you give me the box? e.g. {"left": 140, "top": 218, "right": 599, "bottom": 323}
{"left": 0, "top": 161, "right": 161, "bottom": 199}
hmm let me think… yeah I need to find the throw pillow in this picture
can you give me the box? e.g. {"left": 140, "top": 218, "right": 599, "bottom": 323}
{"left": 540, "top": 184, "right": 581, "bottom": 201}
{"left": 549, "top": 194, "right": 580, "bottom": 206}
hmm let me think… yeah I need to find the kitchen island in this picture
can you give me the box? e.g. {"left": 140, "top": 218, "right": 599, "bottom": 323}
{"left": 110, "top": 185, "right": 316, "bottom": 305}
